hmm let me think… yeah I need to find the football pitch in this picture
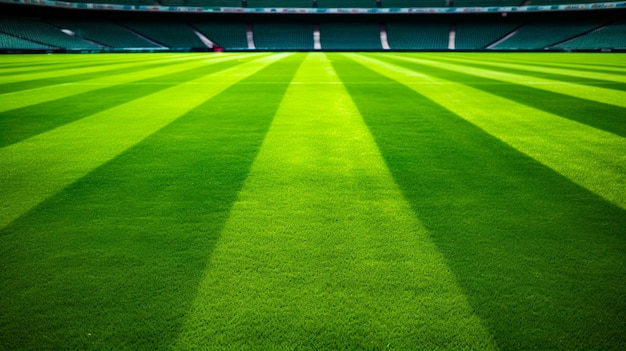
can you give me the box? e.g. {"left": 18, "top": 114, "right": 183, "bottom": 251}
{"left": 0, "top": 52, "right": 625, "bottom": 350}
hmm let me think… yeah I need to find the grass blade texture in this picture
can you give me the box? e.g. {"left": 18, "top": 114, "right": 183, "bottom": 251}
{"left": 0, "top": 52, "right": 624, "bottom": 351}
{"left": 175, "top": 53, "right": 496, "bottom": 350}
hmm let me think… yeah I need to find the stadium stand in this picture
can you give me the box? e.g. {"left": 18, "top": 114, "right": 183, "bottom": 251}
{"left": 317, "top": 0, "right": 378, "bottom": 7}
{"left": 48, "top": 19, "right": 161, "bottom": 49}
{"left": 385, "top": 21, "right": 449, "bottom": 50}
{"left": 0, "top": 31, "right": 51, "bottom": 49}
{"left": 453, "top": 0, "right": 524, "bottom": 6}
{"left": 178, "top": 0, "right": 243, "bottom": 7}
{"left": 381, "top": 0, "right": 447, "bottom": 7}
{"left": 247, "top": 0, "right": 314, "bottom": 7}
{"left": 0, "top": 17, "right": 101, "bottom": 49}
{"left": 554, "top": 20, "right": 626, "bottom": 49}
{"left": 64, "top": 0, "right": 153, "bottom": 4}
{"left": 492, "top": 20, "right": 606, "bottom": 49}
{"left": 121, "top": 21, "right": 206, "bottom": 49}
{"left": 455, "top": 21, "right": 520, "bottom": 49}
{"left": 4, "top": 0, "right": 624, "bottom": 7}
{"left": 528, "top": 0, "right": 610, "bottom": 4}
{"left": 319, "top": 22, "right": 382, "bottom": 50}
{"left": 253, "top": 22, "right": 315, "bottom": 50}
{"left": 161, "top": 0, "right": 244, "bottom": 6}
{"left": 1, "top": 1, "right": 625, "bottom": 52}
{"left": 192, "top": 22, "right": 249, "bottom": 50}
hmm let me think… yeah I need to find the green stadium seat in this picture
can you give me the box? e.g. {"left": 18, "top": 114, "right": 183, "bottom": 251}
{"left": 0, "top": 32, "right": 52, "bottom": 49}
{"left": 554, "top": 20, "right": 626, "bottom": 50}
{"left": 455, "top": 21, "right": 520, "bottom": 49}
{"left": 319, "top": 22, "right": 382, "bottom": 50}
{"left": 492, "top": 21, "right": 606, "bottom": 50}
{"left": 193, "top": 22, "right": 249, "bottom": 50}
{"left": 49, "top": 19, "right": 161, "bottom": 49}
{"left": 0, "top": 17, "right": 102, "bottom": 49}
{"left": 386, "top": 21, "right": 449, "bottom": 50}
{"left": 121, "top": 21, "right": 207, "bottom": 49}
{"left": 253, "top": 22, "right": 314, "bottom": 50}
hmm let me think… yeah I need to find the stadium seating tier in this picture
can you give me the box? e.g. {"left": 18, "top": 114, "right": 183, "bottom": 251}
{"left": 320, "top": 22, "right": 382, "bottom": 50}
{"left": 386, "top": 22, "right": 450, "bottom": 50}
{"left": 253, "top": 22, "right": 315, "bottom": 50}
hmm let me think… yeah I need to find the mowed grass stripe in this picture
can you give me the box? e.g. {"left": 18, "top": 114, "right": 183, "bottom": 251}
{"left": 0, "top": 54, "right": 303, "bottom": 351}
{"left": 0, "top": 53, "right": 290, "bottom": 230}
{"left": 0, "top": 53, "right": 203, "bottom": 85}
{"left": 433, "top": 53, "right": 626, "bottom": 82}
{"left": 0, "top": 55, "right": 259, "bottom": 147}
{"left": 349, "top": 54, "right": 626, "bottom": 209}
{"left": 0, "top": 53, "right": 171, "bottom": 76}
{"left": 0, "top": 53, "right": 262, "bottom": 113}
{"left": 0, "top": 54, "right": 209, "bottom": 95}
{"left": 331, "top": 54, "right": 626, "bottom": 350}
{"left": 385, "top": 53, "right": 626, "bottom": 109}
{"left": 428, "top": 54, "right": 626, "bottom": 91}
{"left": 455, "top": 53, "right": 626, "bottom": 73}
{"left": 176, "top": 53, "right": 497, "bottom": 350}
{"left": 378, "top": 54, "right": 626, "bottom": 137}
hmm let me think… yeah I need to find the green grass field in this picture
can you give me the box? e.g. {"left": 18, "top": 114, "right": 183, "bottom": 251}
{"left": 0, "top": 52, "right": 625, "bottom": 350}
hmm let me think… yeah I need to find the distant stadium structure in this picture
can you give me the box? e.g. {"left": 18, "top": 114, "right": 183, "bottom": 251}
{"left": 0, "top": 0, "right": 625, "bottom": 52}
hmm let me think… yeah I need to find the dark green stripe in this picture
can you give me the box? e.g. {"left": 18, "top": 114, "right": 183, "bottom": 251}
{"left": 0, "top": 55, "right": 159, "bottom": 77}
{"left": 441, "top": 53, "right": 626, "bottom": 75}
{"left": 332, "top": 54, "right": 626, "bottom": 351}
{"left": 431, "top": 55, "right": 626, "bottom": 92}
{"left": 0, "top": 56, "right": 206, "bottom": 95}
{"left": 0, "top": 59, "right": 245, "bottom": 148}
{"left": 379, "top": 54, "right": 626, "bottom": 138}
{"left": 0, "top": 53, "right": 304, "bottom": 351}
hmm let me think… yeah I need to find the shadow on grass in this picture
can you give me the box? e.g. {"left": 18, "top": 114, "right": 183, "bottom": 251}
{"left": 0, "top": 58, "right": 242, "bottom": 148}
{"left": 382, "top": 54, "right": 626, "bottom": 138}
{"left": 333, "top": 55, "right": 626, "bottom": 350}
{"left": 0, "top": 54, "right": 304, "bottom": 350}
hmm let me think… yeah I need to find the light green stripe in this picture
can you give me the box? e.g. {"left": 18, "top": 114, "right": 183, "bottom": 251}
{"left": 434, "top": 53, "right": 626, "bottom": 74}
{"left": 0, "top": 53, "right": 204, "bottom": 85}
{"left": 0, "top": 53, "right": 263, "bottom": 113}
{"left": 382, "top": 53, "right": 626, "bottom": 108}
{"left": 0, "top": 54, "right": 168, "bottom": 75}
{"left": 429, "top": 53, "right": 626, "bottom": 83}
{"left": 0, "top": 53, "right": 290, "bottom": 230}
{"left": 347, "top": 53, "right": 626, "bottom": 209}
{"left": 175, "top": 53, "right": 497, "bottom": 350}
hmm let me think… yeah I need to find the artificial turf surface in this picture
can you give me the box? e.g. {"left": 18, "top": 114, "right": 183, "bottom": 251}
{"left": 0, "top": 52, "right": 624, "bottom": 350}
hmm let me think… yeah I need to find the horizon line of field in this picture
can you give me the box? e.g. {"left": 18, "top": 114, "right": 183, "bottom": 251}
{"left": 0, "top": 52, "right": 624, "bottom": 231}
